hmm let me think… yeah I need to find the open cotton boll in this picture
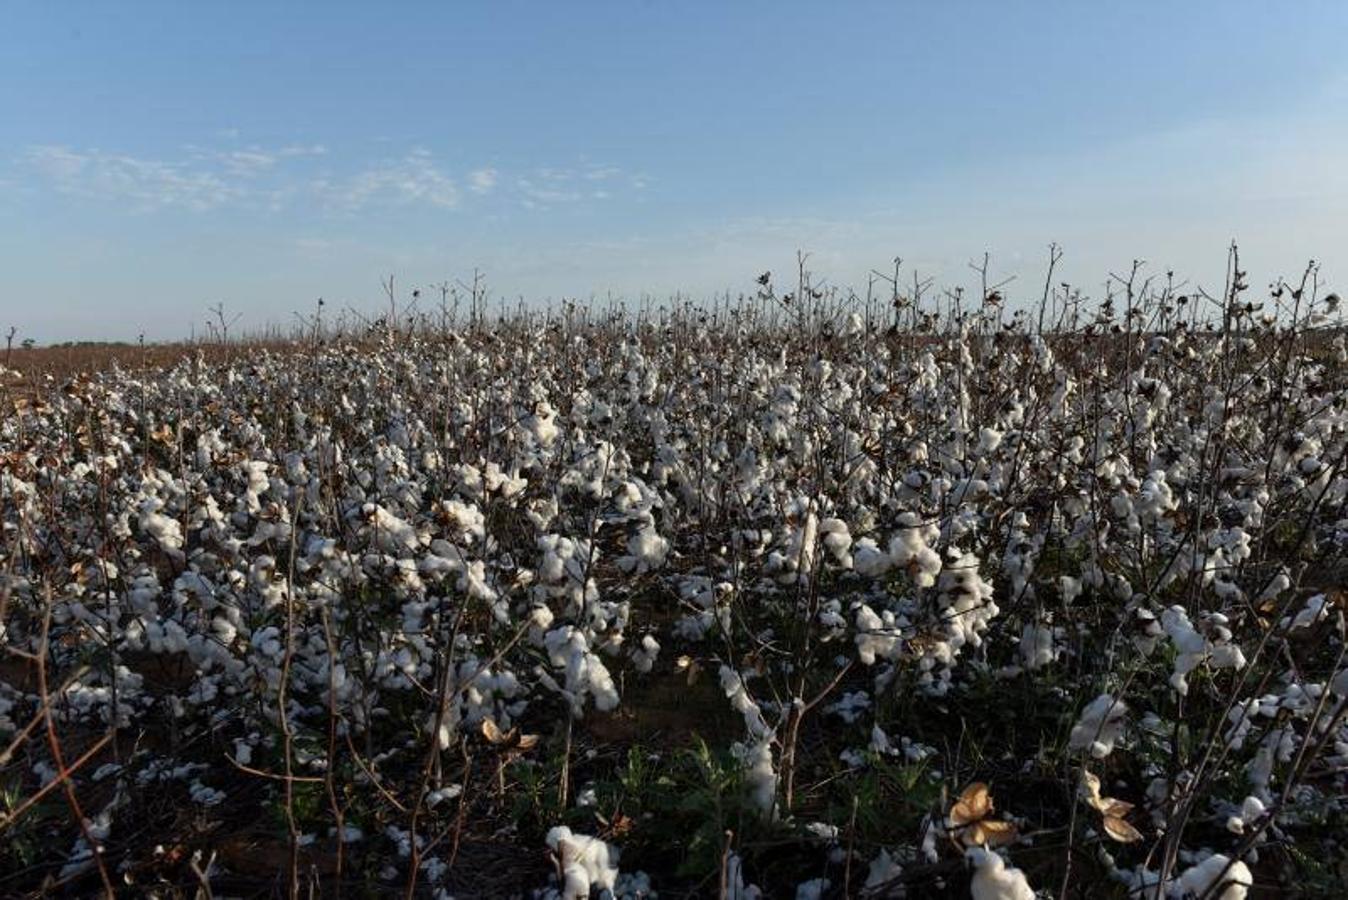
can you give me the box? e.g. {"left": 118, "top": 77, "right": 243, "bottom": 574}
{"left": 865, "top": 849, "right": 903, "bottom": 891}
{"left": 887, "top": 513, "right": 944, "bottom": 588}
{"left": 1068, "top": 694, "right": 1128, "bottom": 758}
{"left": 967, "top": 848, "right": 1034, "bottom": 900}
{"left": 138, "top": 498, "right": 184, "bottom": 555}
{"left": 630, "top": 635, "right": 660, "bottom": 673}
{"left": 544, "top": 627, "right": 621, "bottom": 714}
{"left": 724, "top": 852, "right": 763, "bottom": 899}
{"left": 1225, "top": 795, "right": 1266, "bottom": 834}
{"left": 1280, "top": 593, "right": 1330, "bottom": 631}
{"left": 732, "top": 738, "right": 778, "bottom": 815}
{"left": 853, "top": 604, "right": 903, "bottom": 666}
{"left": 852, "top": 538, "right": 891, "bottom": 577}
{"left": 546, "top": 826, "right": 619, "bottom": 899}
{"left": 819, "top": 517, "right": 853, "bottom": 568}
{"left": 1160, "top": 606, "right": 1245, "bottom": 695}
{"left": 1332, "top": 667, "right": 1348, "bottom": 698}
{"left": 936, "top": 552, "right": 998, "bottom": 656}
{"left": 720, "top": 665, "right": 773, "bottom": 739}
{"left": 365, "top": 504, "right": 421, "bottom": 554}
{"left": 1175, "top": 854, "right": 1252, "bottom": 900}
{"left": 618, "top": 522, "right": 670, "bottom": 574}
{"left": 1018, "top": 620, "right": 1061, "bottom": 671}
{"left": 795, "top": 878, "right": 830, "bottom": 900}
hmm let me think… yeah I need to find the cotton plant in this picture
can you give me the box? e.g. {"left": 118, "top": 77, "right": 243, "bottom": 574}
{"left": 3, "top": 270, "right": 1347, "bottom": 894}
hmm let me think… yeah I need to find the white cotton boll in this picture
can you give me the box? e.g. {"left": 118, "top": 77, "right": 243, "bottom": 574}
{"left": 630, "top": 635, "right": 660, "bottom": 673}
{"left": 1068, "top": 694, "right": 1128, "bottom": 758}
{"left": 139, "top": 498, "right": 185, "bottom": 553}
{"left": 853, "top": 538, "right": 890, "bottom": 577}
{"left": 1161, "top": 606, "right": 1208, "bottom": 696}
{"left": 724, "top": 852, "right": 763, "bottom": 899}
{"left": 546, "top": 826, "right": 619, "bottom": 900}
{"left": 367, "top": 504, "right": 421, "bottom": 554}
{"left": 854, "top": 604, "right": 902, "bottom": 666}
{"left": 619, "top": 524, "right": 670, "bottom": 574}
{"left": 425, "top": 785, "right": 463, "bottom": 809}
{"left": 827, "top": 691, "right": 871, "bottom": 724}
{"left": 1059, "top": 575, "right": 1082, "bottom": 605}
{"left": 819, "top": 517, "right": 853, "bottom": 568}
{"left": 1175, "top": 854, "right": 1252, "bottom": 900}
{"left": 1332, "top": 667, "right": 1348, "bottom": 698}
{"left": 865, "top": 849, "right": 902, "bottom": 891}
{"left": 1018, "top": 620, "right": 1060, "bottom": 671}
{"left": 720, "top": 666, "right": 772, "bottom": 739}
{"left": 870, "top": 724, "right": 893, "bottom": 755}
{"left": 1225, "top": 795, "right": 1266, "bottom": 834}
{"left": 242, "top": 460, "right": 271, "bottom": 512}
{"left": 977, "top": 427, "right": 1004, "bottom": 454}
{"left": 1160, "top": 606, "right": 1245, "bottom": 694}
{"left": 967, "top": 848, "right": 1035, "bottom": 900}
{"left": 935, "top": 552, "right": 998, "bottom": 657}
{"left": 544, "top": 627, "right": 621, "bottom": 714}
{"left": 795, "top": 878, "right": 830, "bottom": 900}
{"left": 1256, "top": 571, "right": 1291, "bottom": 604}
{"left": 737, "top": 739, "right": 778, "bottom": 815}
{"left": 1281, "top": 593, "right": 1329, "bottom": 631}
{"left": 887, "top": 513, "right": 943, "bottom": 588}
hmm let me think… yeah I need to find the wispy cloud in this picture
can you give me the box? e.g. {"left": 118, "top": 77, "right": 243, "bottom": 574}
{"left": 24, "top": 145, "right": 239, "bottom": 211}
{"left": 468, "top": 167, "right": 498, "bottom": 194}
{"left": 515, "top": 163, "right": 647, "bottom": 208}
{"left": 316, "top": 149, "right": 460, "bottom": 211}
{"left": 14, "top": 140, "right": 645, "bottom": 217}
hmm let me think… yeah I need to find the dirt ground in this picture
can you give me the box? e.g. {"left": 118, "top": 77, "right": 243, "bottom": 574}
{"left": 0, "top": 342, "right": 286, "bottom": 401}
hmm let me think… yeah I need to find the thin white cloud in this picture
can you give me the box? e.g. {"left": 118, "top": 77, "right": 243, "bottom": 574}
{"left": 16, "top": 142, "right": 645, "bottom": 216}
{"left": 24, "top": 145, "right": 238, "bottom": 211}
{"left": 324, "top": 150, "right": 460, "bottom": 210}
{"left": 514, "top": 163, "right": 646, "bottom": 208}
{"left": 468, "top": 167, "right": 498, "bottom": 194}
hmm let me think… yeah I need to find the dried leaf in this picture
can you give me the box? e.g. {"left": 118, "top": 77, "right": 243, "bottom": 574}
{"left": 1102, "top": 814, "right": 1143, "bottom": 843}
{"left": 951, "top": 782, "right": 994, "bottom": 826}
{"left": 481, "top": 717, "right": 509, "bottom": 745}
{"left": 971, "top": 818, "right": 1019, "bottom": 848}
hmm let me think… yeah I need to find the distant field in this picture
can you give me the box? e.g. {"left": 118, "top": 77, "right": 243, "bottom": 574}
{"left": 1, "top": 284, "right": 1346, "bottom": 898}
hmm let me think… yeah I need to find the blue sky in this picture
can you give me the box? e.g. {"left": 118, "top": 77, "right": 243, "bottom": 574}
{"left": 4, "top": 1, "right": 1348, "bottom": 340}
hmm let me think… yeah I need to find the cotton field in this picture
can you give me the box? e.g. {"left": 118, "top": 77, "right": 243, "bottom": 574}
{"left": 2, "top": 267, "right": 1347, "bottom": 898}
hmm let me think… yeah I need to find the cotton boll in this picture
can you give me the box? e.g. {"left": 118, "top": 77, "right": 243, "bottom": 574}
{"left": 546, "top": 826, "right": 619, "bottom": 899}
{"left": 1280, "top": 593, "right": 1329, "bottom": 631}
{"left": 544, "top": 627, "right": 621, "bottom": 715}
{"left": 728, "top": 738, "right": 778, "bottom": 816}
{"left": 819, "top": 517, "right": 853, "bottom": 568}
{"left": 619, "top": 522, "right": 671, "bottom": 575}
{"left": 720, "top": 666, "right": 772, "bottom": 739}
{"left": 888, "top": 513, "right": 944, "bottom": 588}
{"left": 865, "top": 849, "right": 903, "bottom": 891}
{"left": 1225, "top": 795, "right": 1266, "bottom": 834}
{"left": 977, "top": 427, "right": 1004, "bottom": 454}
{"left": 1018, "top": 620, "right": 1061, "bottom": 671}
{"left": 795, "top": 878, "right": 830, "bottom": 900}
{"left": 854, "top": 604, "right": 903, "bottom": 666}
{"left": 1068, "top": 694, "right": 1128, "bottom": 758}
{"left": 853, "top": 538, "right": 890, "bottom": 577}
{"left": 630, "top": 635, "right": 660, "bottom": 673}
{"left": 1160, "top": 606, "right": 1245, "bottom": 695}
{"left": 967, "top": 848, "right": 1034, "bottom": 900}
{"left": 1175, "top": 854, "right": 1252, "bottom": 900}
{"left": 365, "top": 504, "right": 421, "bottom": 554}
{"left": 724, "top": 852, "right": 763, "bottom": 899}
{"left": 1332, "top": 667, "right": 1348, "bottom": 698}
